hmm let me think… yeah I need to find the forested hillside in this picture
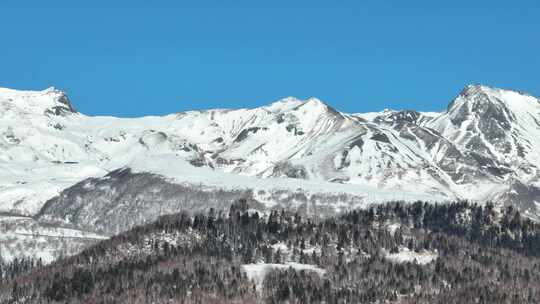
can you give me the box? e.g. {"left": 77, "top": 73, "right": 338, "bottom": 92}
{"left": 2, "top": 200, "right": 540, "bottom": 303}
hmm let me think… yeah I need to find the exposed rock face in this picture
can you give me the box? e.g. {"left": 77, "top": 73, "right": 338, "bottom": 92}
{"left": 44, "top": 92, "right": 77, "bottom": 116}
{"left": 374, "top": 110, "right": 423, "bottom": 126}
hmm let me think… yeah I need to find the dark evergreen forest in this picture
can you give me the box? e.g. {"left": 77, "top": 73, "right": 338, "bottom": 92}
{"left": 2, "top": 200, "right": 540, "bottom": 303}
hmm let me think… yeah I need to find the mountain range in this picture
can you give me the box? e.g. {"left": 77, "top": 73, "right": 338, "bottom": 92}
{"left": 1, "top": 84, "right": 539, "bottom": 263}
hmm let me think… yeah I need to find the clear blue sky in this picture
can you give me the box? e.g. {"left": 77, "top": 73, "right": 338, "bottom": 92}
{"left": 1, "top": 1, "right": 539, "bottom": 117}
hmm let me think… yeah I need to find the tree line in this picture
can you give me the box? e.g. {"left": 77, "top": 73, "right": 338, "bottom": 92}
{"left": 1, "top": 200, "right": 540, "bottom": 303}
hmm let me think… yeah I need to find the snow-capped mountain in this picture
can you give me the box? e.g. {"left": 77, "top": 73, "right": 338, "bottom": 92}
{"left": 1, "top": 85, "right": 539, "bottom": 215}
{"left": 0, "top": 87, "right": 446, "bottom": 217}
{"left": 0, "top": 85, "right": 540, "bottom": 232}
{"left": 1, "top": 84, "right": 540, "bottom": 262}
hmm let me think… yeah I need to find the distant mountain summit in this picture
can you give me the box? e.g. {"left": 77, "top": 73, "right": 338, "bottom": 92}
{"left": 0, "top": 86, "right": 76, "bottom": 116}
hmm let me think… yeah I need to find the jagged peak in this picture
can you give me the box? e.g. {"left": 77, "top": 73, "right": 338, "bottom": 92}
{"left": 436, "top": 84, "right": 540, "bottom": 134}
{"left": 460, "top": 83, "right": 493, "bottom": 93}
{"left": 454, "top": 84, "right": 505, "bottom": 104}
{"left": 458, "top": 84, "right": 499, "bottom": 99}
{"left": 0, "top": 86, "right": 77, "bottom": 116}
{"left": 458, "top": 84, "right": 538, "bottom": 102}
{"left": 448, "top": 84, "right": 539, "bottom": 114}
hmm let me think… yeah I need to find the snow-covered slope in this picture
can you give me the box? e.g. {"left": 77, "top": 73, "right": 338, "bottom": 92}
{"left": 427, "top": 85, "right": 540, "bottom": 175}
{"left": 0, "top": 215, "right": 106, "bottom": 263}
{"left": 0, "top": 84, "right": 539, "bottom": 222}
{"left": 0, "top": 89, "right": 443, "bottom": 217}
{"left": 425, "top": 85, "right": 540, "bottom": 210}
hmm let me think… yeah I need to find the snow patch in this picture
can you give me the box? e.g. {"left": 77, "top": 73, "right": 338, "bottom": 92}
{"left": 242, "top": 262, "right": 326, "bottom": 291}
{"left": 384, "top": 247, "right": 438, "bottom": 265}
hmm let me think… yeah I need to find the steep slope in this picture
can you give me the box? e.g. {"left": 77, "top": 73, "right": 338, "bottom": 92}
{"left": 426, "top": 85, "right": 540, "bottom": 211}
{"left": 428, "top": 85, "right": 540, "bottom": 174}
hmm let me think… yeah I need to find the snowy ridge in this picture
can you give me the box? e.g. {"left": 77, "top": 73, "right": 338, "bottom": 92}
{"left": 0, "top": 84, "right": 539, "bottom": 222}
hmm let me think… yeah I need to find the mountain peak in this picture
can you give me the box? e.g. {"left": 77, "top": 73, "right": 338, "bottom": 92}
{"left": 265, "top": 97, "right": 304, "bottom": 112}
{"left": 455, "top": 84, "right": 522, "bottom": 103}
{"left": 43, "top": 86, "right": 60, "bottom": 94}
{"left": 304, "top": 97, "right": 325, "bottom": 106}
{"left": 265, "top": 97, "right": 338, "bottom": 115}
{"left": 445, "top": 85, "right": 512, "bottom": 125}
{"left": 0, "top": 86, "right": 77, "bottom": 116}
{"left": 298, "top": 97, "right": 343, "bottom": 119}
{"left": 458, "top": 84, "right": 538, "bottom": 103}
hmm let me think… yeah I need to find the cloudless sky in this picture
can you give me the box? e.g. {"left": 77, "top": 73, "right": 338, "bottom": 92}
{"left": 1, "top": 1, "right": 539, "bottom": 117}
